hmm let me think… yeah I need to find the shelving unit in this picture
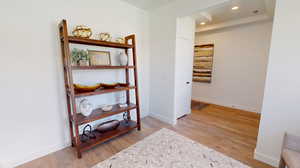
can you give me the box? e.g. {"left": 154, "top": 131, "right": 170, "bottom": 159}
{"left": 71, "top": 65, "right": 135, "bottom": 70}
{"left": 58, "top": 19, "right": 141, "bottom": 158}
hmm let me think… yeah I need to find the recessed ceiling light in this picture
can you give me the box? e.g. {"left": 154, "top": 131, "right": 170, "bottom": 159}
{"left": 200, "top": 22, "right": 206, "bottom": 25}
{"left": 232, "top": 6, "right": 239, "bottom": 10}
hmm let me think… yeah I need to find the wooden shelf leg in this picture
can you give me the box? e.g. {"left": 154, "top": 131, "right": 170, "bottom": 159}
{"left": 60, "top": 21, "right": 77, "bottom": 149}
{"left": 124, "top": 48, "right": 132, "bottom": 121}
{"left": 71, "top": 137, "right": 75, "bottom": 147}
{"left": 77, "top": 149, "right": 82, "bottom": 159}
{"left": 125, "top": 35, "right": 141, "bottom": 131}
{"left": 137, "top": 109, "right": 141, "bottom": 131}
{"left": 60, "top": 19, "right": 83, "bottom": 159}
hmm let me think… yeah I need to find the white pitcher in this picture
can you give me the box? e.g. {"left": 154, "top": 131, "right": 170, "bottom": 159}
{"left": 119, "top": 52, "right": 128, "bottom": 66}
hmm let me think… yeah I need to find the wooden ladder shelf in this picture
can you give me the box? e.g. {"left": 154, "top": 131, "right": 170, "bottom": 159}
{"left": 58, "top": 19, "right": 141, "bottom": 158}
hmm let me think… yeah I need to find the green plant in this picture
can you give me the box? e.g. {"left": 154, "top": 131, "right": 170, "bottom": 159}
{"left": 71, "top": 48, "right": 89, "bottom": 65}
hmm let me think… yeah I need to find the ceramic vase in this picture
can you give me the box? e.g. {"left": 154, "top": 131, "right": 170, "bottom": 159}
{"left": 79, "top": 99, "right": 93, "bottom": 116}
{"left": 119, "top": 52, "right": 128, "bottom": 66}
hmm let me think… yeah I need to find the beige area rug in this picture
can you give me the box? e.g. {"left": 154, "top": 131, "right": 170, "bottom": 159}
{"left": 93, "top": 128, "right": 251, "bottom": 168}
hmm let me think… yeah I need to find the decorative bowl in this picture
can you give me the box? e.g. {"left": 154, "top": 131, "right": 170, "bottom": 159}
{"left": 115, "top": 37, "right": 125, "bottom": 44}
{"left": 101, "top": 83, "right": 118, "bottom": 89}
{"left": 96, "top": 120, "right": 120, "bottom": 133}
{"left": 72, "top": 25, "right": 92, "bottom": 38}
{"left": 101, "top": 105, "right": 113, "bottom": 112}
{"left": 74, "top": 83, "right": 101, "bottom": 92}
{"left": 99, "top": 33, "right": 111, "bottom": 42}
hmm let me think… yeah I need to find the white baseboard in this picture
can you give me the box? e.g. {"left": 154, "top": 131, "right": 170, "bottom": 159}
{"left": 254, "top": 148, "right": 279, "bottom": 167}
{"left": 12, "top": 141, "right": 71, "bottom": 167}
{"left": 192, "top": 98, "right": 260, "bottom": 113}
{"left": 149, "top": 113, "right": 175, "bottom": 125}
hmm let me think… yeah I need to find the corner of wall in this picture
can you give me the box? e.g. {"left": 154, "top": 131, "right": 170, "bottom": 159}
{"left": 254, "top": 148, "right": 279, "bottom": 167}
{"left": 149, "top": 113, "right": 176, "bottom": 125}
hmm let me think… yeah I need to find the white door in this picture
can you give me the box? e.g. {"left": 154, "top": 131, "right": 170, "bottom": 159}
{"left": 174, "top": 17, "right": 195, "bottom": 119}
{"left": 175, "top": 37, "right": 194, "bottom": 118}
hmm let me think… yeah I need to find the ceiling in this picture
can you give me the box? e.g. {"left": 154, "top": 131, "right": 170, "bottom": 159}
{"left": 121, "top": 0, "right": 177, "bottom": 10}
{"left": 194, "top": 0, "right": 276, "bottom": 26}
{"left": 120, "top": 0, "right": 276, "bottom": 26}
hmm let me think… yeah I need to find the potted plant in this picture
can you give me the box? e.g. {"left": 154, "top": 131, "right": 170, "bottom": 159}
{"left": 71, "top": 48, "right": 89, "bottom": 66}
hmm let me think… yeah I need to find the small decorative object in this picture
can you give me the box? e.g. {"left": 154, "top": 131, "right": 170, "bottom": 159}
{"left": 99, "top": 33, "right": 111, "bottom": 41}
{"left": 79, "top": 99, "right": 94, "bottom": 117}
{"left": 118, "top": 52, "right": 128, "bottom": 66}
{"left": 88, "top": 50, "right": 111, "bottom": 66}
{"left": 74, "top": 83, "right": 101, "bottom": 92}
{"left": 123, "top": 112, "right": 130, "bottom": 124}
{"left": 96, "top": 120, "right": 120, "bottom": 133}
{"left": 101, "top": 83, "right": 119, "bottom": 89}
{"left": 119, "top": 103, "right": 128, "bottom": 108}
{"left": 79, "top": 60, "right": 89, "bottom": 66}
{"left": 101, "top": 105, "right": 113, "bottom": 112}
{"left": 115, "top": 37, "right": 125, "bottom": 44}
{"left": 72, "top": 25, "right": 92, "bottom": 38}
{"left": 80, "top": 124, "right": 96, "bottom": 142}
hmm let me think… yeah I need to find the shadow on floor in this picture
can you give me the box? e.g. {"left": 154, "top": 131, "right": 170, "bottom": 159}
{"left": 191, "top": 100, "right": 209, "bottom": 111}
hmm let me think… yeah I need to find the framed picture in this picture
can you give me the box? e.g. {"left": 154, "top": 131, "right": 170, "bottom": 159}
{"left": 88, "top": 50, "right": 111, "bottom": 66}
{"left": 193, "top": 44, "right": 214, "bottom": 83}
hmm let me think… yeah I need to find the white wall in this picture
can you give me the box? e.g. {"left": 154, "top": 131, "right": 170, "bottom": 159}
{"left": 149, "top": 0, "right": 229, "bottom": 125}
{"left": 0, "top": 0, "right": 150, "bottom": 166}
{"left": 193, "top": 21, "right": 273, "bottom": 113}
{"left": 255, "top": 0, "right": 300, "bottom": 166}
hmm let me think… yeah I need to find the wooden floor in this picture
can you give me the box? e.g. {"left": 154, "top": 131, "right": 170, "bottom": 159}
{"left": 18, "top": 104, "right": 273, "bottom": 168}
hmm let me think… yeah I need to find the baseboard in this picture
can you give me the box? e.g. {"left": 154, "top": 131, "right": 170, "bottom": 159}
{"left": 12, "top": 141, "right": 71, "bottom": 167}
{"left": 191, "top": 98, "right": 260, "bottom": 113}
{"left": 149, "top": 113, "right": 175, "bottom": 125}
{"left": 191, "top": 99, "right": 261, "bottom": 117}
{"left": 254, "top": 148, "right": 279, "bottom": 167}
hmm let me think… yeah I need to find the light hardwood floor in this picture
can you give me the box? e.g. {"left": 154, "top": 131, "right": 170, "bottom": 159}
{"left": 18, "top": 104, "right": 273, "bottom": 168}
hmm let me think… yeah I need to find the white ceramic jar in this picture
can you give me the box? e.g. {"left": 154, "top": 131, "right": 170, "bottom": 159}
{"left": 79, "top": 99, "right": 93, "bottom": 116}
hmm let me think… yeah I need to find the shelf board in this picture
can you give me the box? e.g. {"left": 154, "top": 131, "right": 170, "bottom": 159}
{"left": 80, "top": 120, "right": 137, "bottom": 152}
{"left": 75, "top": 103, "right": 136, "bottom": 125}
{"left": 72, "top": 65, "right": 135, "bottom": 70}
{"left": 68, "top": 36, "right": 134, "bottom": 49}
{"left": 75, "top": 86, "right": 136, "bottom": 97}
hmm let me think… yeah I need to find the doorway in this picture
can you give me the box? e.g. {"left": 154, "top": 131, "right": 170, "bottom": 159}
{"left": 174, "top": 0, "right": 275, "bottom": 120}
